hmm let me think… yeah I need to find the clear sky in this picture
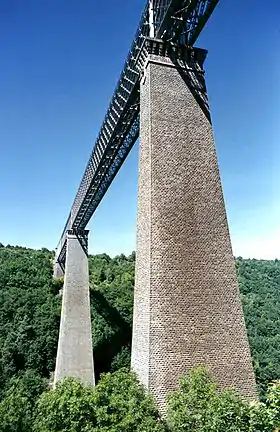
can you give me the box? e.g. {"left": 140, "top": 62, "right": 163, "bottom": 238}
{"left": 0, "top": 0, "right": 279, "bottom": 259}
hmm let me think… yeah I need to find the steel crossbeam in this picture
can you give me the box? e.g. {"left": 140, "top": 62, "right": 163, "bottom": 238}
{"left": 55, "top": 0, "right": 219, "bottom": 265}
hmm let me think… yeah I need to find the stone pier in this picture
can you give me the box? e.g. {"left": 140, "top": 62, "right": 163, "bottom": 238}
{"left": 54, "top": 230, "right": 94, "bottom": 386}
{"left": 131, "top": 39, "right": 257, "bottom": 411}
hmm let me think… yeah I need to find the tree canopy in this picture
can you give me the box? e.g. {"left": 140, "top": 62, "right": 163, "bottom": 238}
{"left": 237, "top": 258, "right": 280, "bottom": 397}
{"left": 0, "top": 245, "right": 61, "bottom": 400}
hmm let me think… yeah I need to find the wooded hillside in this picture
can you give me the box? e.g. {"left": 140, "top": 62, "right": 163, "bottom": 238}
{"left": 0, "top": 243, "right": 279, "bottom": 402}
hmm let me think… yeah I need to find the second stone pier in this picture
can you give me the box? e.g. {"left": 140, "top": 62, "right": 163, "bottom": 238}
{"left": 54, "top": 230, "right": 94, "bottom": 386}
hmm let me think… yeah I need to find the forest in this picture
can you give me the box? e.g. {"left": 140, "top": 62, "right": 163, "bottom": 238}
{"left": 0, "top": 243, "right": 279, "bottom": 431}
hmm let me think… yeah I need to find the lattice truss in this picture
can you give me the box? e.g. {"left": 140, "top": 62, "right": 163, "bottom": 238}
{"left": 56, "top": 0, "right": 219, "bottom": 265}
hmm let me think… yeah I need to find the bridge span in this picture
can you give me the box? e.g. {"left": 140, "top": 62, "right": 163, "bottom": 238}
{"left": 54, "top": 0, "right": 219, "bottom": 269}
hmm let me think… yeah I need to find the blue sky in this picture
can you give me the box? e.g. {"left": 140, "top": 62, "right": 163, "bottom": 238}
{"left": 0, "top": 0, "right": 279, "bottom": 259}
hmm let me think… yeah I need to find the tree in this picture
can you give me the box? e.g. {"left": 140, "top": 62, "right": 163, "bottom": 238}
{"left": 33, "top": 370, "right": 165, "bottom": 432}
{"left": 266, "top": 380, "right": 280, "bottom": 429}
{"left": 0, "top": 370, "right": 46, "bottom": 432}
{"left": 33, "top": 378, "right": 97, "bottom": 432}
{"left": 92, "top": 369, "right": 165, "bottom": 432}
{"left": 0, "top": 245, "right": 61, "bottom": 401}
{"left": 167, "top": 366, "right": 251, "bottom": 432}
{"left": 237, "top": 258, "right": 280, "bottom": 398}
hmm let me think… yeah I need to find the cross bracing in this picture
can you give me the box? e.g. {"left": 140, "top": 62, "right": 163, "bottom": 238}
{"left": 56, "top": 0, "right": 219, "bottom": 266}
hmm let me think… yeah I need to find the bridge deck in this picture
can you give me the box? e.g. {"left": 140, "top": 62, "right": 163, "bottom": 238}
{"left": 56, "top": 0, "right": 219, "bottom": 265}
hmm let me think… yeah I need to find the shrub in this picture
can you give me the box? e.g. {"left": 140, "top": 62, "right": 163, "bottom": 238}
{"left": 266, "top": 380, "right": 280, "bottom": 431}
{"left": 167, "top": 366, "right": 251, "bottom": 432}
{"left": 92, "top": 368, "right": 165, "bottom": 432}
{"left": 0, "top": 370, "right": 46, "bottom": 432}
{"left": 248, "top": 380, "right": 280, "bottom": 431}
{"left": 33, "top": 369, "right": 165, "bottom": 432}
{"left": 33, "top": 378, "right": 96, "bottom": 432}
{"left": 167, "top": 366, "right": 216, "bottom": 431}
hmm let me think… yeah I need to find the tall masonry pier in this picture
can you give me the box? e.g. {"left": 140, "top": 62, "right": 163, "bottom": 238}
{"left": 54, "top": 230, "right": 94, "bottom": 386}
{"left": 131, "top": 39, "right": 257, "bottom": 410}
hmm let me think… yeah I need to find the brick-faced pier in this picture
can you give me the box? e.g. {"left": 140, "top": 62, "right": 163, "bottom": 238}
{"left": 131, "top": 39, "right": 257, "bottom": 411}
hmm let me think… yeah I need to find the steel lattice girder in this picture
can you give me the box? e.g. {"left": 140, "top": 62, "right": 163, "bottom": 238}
{"left": 56, "top": 0, "right": 219, "bottom": 265}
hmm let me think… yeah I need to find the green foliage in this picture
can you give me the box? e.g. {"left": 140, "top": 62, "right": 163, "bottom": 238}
{"left": 0, "top": 370, "right": 46, "bottom": 432}
{"left": 92, "top": 368, "right": 164, "bottom": 432}
{"left": 249, "top": 401, "right": 272, "bottom": 432}
{"left": 167, "top": 367, "right": 280, "bottom": 432}
{"left": 88, "top": 253, "right": 135, "bottom": 378}
{"left": 167, "top": 366, "right": 251, "bottom": 432}
{"left": 110, "top": 346, "right": 131, "bottom": 371}
{"left": 266, "top": 381, "right": 280, "bottom": 429}
{"left": 206, "top": 390, "right": 251, "bottom": 432}
{"left": 237, "top": 258, "right": 280, "bottom": 398}
{"left": 248, "top": 381, "right": 280, "bottom": 431}
{"left": 33, "top": 370, "right": 165, "bottom": 432}
{"left": 0, "top": 245, "right": 61, "bottom": 401}
{"left": 167, "top": 366, "right": 216, "bottom": 431}
{"left": 34, "top": 378, "right": 96, "bottom": 432}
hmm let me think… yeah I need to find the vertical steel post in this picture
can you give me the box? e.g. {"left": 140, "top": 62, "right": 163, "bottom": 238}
{"left": 149, "top": 0, "right": 155, "bottom": 37}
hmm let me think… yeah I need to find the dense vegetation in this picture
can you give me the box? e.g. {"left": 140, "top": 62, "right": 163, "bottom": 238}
{"left": 1, "top": 366, "right": 280, "bottom": 432}
{"left": 89, "top": 252, "right": 135, "bottom": 378}
{"left": 236, "top": 257, "right": 280, "bottom": 397}
{"left": 167, "top": 366, "right": 280, "bottom": 432}
{"left": 33, "top": 369, "right": 165, "bottom": 432}
{"left": 0, "top": 245, "right": 61, "bottom": 400}
{"left": 0, "top": 243, "right": 279, "bottom": 430}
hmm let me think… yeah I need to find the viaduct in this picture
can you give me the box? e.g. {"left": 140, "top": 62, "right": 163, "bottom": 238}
{"left": 53, "top": 0, "right": 258, "bottom": 411}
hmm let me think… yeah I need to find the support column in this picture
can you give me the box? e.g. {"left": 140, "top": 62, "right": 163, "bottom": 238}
{"left": 131, "top": 39, "right": 257, "bottom": 411}
{"left": 54, "top": 230, "right": 94, "bottom": 386}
